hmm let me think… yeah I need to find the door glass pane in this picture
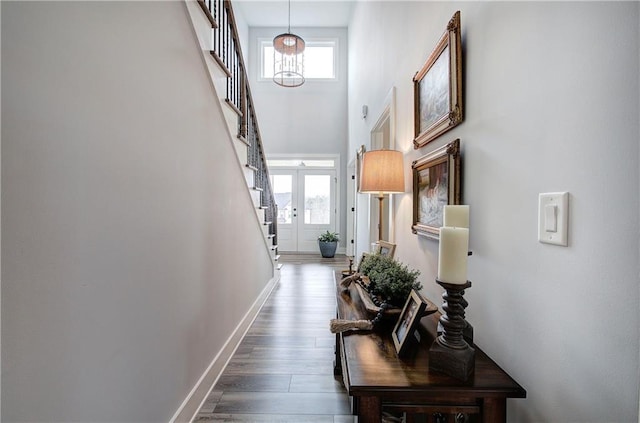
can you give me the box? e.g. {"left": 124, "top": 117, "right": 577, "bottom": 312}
{"left": 270, "top": 175, "right": 292, "bottom": 224}
{"left": 304, "top": 175, "right": 331, "bottom": 224}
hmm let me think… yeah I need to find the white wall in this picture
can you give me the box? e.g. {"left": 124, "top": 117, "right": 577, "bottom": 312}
{"left": 349, "top": 2, "right": 639, "bottom": 422}
{"left": 232, "top": 2, "right": 250, "bottom": 65}
{"left": 0, "top": 2, "right": 3, "bottom": 417}
{"left": 247, "top": 26, "right": 350, "bottom": 249}
{"left": 2, "top": 2, "right": 273, "bottom": 422}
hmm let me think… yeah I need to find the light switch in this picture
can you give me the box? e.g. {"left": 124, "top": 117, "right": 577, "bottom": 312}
{"left": 544, "top": 204, "right": 557, "bottom": 232}
{"left": 538, "top": 192, "right": 569, "bottom": 246}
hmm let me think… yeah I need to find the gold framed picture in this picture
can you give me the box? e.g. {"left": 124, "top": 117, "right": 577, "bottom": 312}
{"left": 413, "top": 11, "right": 463, "bottom": 149}
{"left": 411, "top": 139, "right": 461, "bottom": 239}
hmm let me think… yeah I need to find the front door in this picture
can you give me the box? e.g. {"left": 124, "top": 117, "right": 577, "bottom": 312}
{"left": 270, "top": 169, "right": 336, "bottom": 252}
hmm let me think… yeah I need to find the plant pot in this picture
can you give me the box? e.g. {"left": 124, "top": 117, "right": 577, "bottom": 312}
{"left": 318, "top": 240, "right": 338, "bottom": 258}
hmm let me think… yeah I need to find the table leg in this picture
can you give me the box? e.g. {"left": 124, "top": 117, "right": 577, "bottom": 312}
{"left": 334, "top": 332, "right": 342, "bottom": 376}
{"left": 482, "top": 397, "right": 506, "bottom": 423}
{"left": 357, "top": 396, "right": 382, "bottom": 423}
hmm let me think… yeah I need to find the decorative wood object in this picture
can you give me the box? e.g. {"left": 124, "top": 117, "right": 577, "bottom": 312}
{"left": 354, "top": 280, "right": 401, "bottom": 318}
{"left": 413, "top": 11, "right": 463, "bottom": 149}
{"left": 429, "top": 279, "right": 475, "bottom": 381}
{"left": 330, "top": 273, "right": 396, "bottom": 333}
{"left": 331, "top": 272, "right": 437, "bottom": 335}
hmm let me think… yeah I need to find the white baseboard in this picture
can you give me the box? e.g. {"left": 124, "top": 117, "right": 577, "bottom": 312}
{"left": 169, "top": 272, "right": 280, "bottom": 423}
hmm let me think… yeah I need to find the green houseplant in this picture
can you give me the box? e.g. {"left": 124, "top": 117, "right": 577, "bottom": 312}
{"left": 318, "top": 231, "right": 339, "bottom": 258}
{"left": 359, "top": 253, "right": 422, "bottom": 308}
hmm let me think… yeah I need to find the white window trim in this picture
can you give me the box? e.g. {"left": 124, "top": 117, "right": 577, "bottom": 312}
{"left": 266, "top": 154, "right": 340, "bottom": 170}
{"left": 258, "top": 37, "right": 339, "bottom": 83}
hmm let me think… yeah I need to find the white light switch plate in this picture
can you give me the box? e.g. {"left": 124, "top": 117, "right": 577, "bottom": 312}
{"left": 538, "top": 192, "right": 569, "bottom": 246}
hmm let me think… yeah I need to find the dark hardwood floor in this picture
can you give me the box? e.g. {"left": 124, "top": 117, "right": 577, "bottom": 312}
{"left": 194, "top": 254, "right": 355, "bottom": 423}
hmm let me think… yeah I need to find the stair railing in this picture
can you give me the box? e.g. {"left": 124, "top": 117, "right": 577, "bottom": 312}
{"left": 198, "top": 0, "right": 278, "bottom": 247}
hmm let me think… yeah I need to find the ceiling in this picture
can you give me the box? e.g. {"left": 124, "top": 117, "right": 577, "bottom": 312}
{"left": 233, "top": 0, "right": 356, "bottom": 28}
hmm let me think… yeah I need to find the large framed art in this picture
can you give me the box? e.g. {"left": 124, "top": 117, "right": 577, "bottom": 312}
{"left": 412, "top": 139, "right": 461, "bottom": 239}
{"left": 413, "top": 11, "right": 463, "bottom": 149}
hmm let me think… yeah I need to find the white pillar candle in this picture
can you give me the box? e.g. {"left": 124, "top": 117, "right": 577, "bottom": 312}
{"left": 437, "top": 227, "right": 469, "bottom": 284}
{"left": 443, "top": 205, "right": 470, "bottom": 228}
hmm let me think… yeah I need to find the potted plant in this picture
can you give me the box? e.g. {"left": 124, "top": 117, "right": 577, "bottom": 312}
{"left": 359, "top": 253, "right": 422, "bottom": 308}
{"left": 318, "top": 231, "right": 339, "bottom": 258}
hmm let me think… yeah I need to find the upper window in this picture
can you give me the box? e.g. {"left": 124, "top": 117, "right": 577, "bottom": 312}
{"left": 260, "top": 38, "right": 338, "bottom": 81}
{"left": 267, "top": 158, "right": 336, "bottom": 168}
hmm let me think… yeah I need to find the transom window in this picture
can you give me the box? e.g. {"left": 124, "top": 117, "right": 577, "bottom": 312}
{"left": 267, "top": 158, "right": 336, "bottom": 168}
{"left": 260, "top": 38, "right": 337, "bottom": 80}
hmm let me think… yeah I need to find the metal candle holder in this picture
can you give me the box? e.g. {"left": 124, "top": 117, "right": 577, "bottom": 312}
{"left": 429, "top": 279, "right": 475, "bottom": 381}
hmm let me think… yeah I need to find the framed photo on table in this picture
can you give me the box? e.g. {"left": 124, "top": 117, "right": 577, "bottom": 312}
{"left": 413, "top": 11, "right": 463, "bottom": 149}
{"left": 375, "top": 241, "right": 396, "bottom": 258}
{"left": 392, "top": 290, "right": 428, "bottom": 356}
{"left": 411, "top": 139, "right": 461, "bottom": 239}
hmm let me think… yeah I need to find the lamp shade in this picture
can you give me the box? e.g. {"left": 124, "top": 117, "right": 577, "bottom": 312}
{"left": 360, "top": 150, "right": 405, "bottom": 194}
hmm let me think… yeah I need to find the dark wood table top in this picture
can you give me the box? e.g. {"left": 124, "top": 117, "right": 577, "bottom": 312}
{"left": 335, "top": 272, "right": 526, "bottom": 401}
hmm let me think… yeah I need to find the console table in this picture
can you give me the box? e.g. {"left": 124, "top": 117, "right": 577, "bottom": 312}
{"left": 334, "top": 273, "right": 526, "bottom": 423}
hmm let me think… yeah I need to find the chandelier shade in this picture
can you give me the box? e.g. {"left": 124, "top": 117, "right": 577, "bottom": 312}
{"left": 273, "top": 0, "right": 305, "bottom": 88}
{"left": 273, "top": 33, "right": 305, "bottom": 55}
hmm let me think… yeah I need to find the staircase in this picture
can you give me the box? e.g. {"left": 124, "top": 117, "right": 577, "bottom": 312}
{"left": 186, "top": 0, "right": 282, "bottom": 270}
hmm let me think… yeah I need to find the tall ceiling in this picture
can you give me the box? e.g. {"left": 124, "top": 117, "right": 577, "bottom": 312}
{"left": 233, "top": 0, "right": 355, "bottom": 28}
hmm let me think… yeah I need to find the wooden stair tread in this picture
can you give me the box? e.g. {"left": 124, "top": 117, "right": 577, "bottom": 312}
{"left": 196, "top": 0, "right": 218, "bottom": 28}
{"left": 224, "top": 98, "right": 242, "bottom": 117}
{"left": 209, "top": 51, "right": 232, "bottom": 77}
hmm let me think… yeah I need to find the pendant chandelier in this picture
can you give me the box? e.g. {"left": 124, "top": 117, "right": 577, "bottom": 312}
{"left": 273, "top": 0, "right": 305, "bottom": 87}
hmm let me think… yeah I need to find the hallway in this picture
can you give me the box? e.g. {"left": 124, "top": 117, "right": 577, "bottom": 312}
{"left": 194, "top": 254, "right": 355, "bottom": 422}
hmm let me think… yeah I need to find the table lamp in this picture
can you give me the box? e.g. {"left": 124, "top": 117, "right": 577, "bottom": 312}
{"left": 359, "top": 149, "right": 405, "bottom": 241}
